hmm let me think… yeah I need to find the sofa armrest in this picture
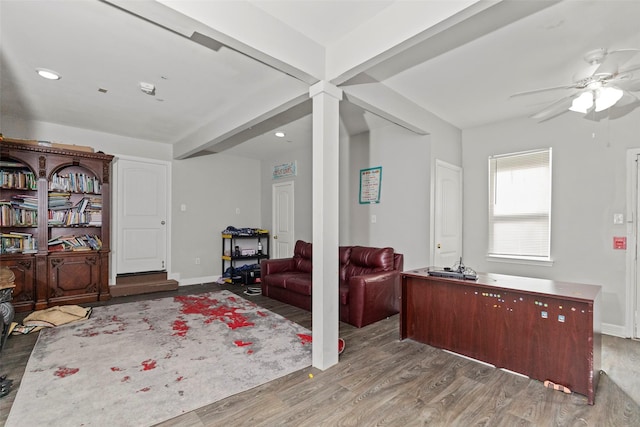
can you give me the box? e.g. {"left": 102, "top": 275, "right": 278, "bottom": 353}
{"left": 347, "top": 270, "right": 400, "bottom": 327}
{"left": 261, "top": 258, "right": 297, "bottom": 275}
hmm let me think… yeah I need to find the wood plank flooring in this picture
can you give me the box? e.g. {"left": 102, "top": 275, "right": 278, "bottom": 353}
{"left": 1, "top": 283, "right": 639, "bottom": 426}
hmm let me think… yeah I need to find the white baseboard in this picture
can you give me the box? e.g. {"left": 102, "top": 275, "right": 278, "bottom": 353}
{"left": 177, "top": 275, "right": 220, "bottom": 286}
{"left": 602, "top": 322, "right": 628, "bottom": 338}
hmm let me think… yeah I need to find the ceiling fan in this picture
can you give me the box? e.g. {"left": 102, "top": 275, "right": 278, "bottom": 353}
{"left": 512, "top": 48, "right": 640, "bottom": 122}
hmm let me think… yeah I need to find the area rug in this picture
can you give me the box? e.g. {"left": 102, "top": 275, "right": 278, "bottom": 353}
{"left": 6, "top": 290, "right": 312, "bottom": 427}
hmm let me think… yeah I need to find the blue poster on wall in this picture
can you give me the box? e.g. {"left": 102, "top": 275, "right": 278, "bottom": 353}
{"left": 359, "top": 166, "right": 382, "bottom": 204}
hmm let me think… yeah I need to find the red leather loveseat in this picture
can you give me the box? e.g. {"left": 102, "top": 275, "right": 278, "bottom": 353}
{"left": 260, "top": 240, "right": 404, "bottom": 328}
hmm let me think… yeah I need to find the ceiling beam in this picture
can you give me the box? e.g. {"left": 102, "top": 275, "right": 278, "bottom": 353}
{"left": 341, "top": 82, "right": 433, "bottom": 135}
{"left": 329, "top": 0, "right": 561, "bottom": 85}
{"left": 173, "top": 78, "right": 309, "bottom": 159}
{"left": 102, "top": 0, "right": 323, "bottom": 84}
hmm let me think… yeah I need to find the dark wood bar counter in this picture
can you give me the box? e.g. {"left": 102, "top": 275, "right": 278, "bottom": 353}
{"left": 401, "top": 268, "right": 602, "bottom": 404}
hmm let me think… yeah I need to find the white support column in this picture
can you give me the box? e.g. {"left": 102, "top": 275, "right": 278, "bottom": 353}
{"left": 309, "top": 81, "right": 342, "bottom": 370}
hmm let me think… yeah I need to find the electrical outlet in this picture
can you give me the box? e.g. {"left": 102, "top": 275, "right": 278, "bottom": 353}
{"left": 195, "top": 257, "right": 201, "bottom": 265}
{"left": 371, "top": 214, "right": 377, "bottom": 223}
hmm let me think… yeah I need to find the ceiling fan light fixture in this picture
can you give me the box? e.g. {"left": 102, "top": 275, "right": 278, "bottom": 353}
{"left": 594, "top": 87, "right": 623, "bottom": 112}
{"left": 569, "top": 91, "right": 594, "bottom": 113}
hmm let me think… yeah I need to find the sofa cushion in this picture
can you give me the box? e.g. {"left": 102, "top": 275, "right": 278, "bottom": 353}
{"left": 339, "top": 285, "right": 349, "bottom": 305}
{"left": 286, "top": 275, "right": 313, "bottom": 296}
{"left": 293, "top": 240, "right": 313, "bottom": 273}
{"left": 339, "top": 246, "right": 352, "bottom": 282}
{"left": 262, "top": 273, "right": 289, "bottom": 289}
{"left": 263, "top": 272, "right": 309, "bottom": 289}
{"left": 343, "top": 246, "right": 394, "bottom": 278}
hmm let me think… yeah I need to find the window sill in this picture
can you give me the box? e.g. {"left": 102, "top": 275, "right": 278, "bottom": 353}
{"left": 486, "top": 255, "right": 554, "bottom": 267}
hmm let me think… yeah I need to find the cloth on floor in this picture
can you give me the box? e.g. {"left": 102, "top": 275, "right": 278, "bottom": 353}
{"left": 21, "top": 305, "right": 92, "bottom": 331}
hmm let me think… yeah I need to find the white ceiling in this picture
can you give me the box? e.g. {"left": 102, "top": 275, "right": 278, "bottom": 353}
{"left": 1, "top": 1, "right": 639, "bottom": 160}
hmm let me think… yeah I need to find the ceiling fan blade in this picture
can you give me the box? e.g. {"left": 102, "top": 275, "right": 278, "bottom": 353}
{"left": 595, "top": 49, "right": 640, "bottom": 76}
{"left": 529, "top": 94, "right": 576, "bottom": 121}
{"left": 615, "top": 77, "right": 640, "bottom": 92}
{"left": 617, "top": 90, "right": 640, "bottom": 106}
{"left": 618, "top": 62, "right": 640, "bottom": 77}
{"left": 510, "top": 84, "right": 577, "bottom": 98}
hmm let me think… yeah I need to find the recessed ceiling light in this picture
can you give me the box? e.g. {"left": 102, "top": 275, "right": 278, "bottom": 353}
{"left": 36, "top": 68, "right": 61, "bottom": 80}
{"left": 275, "top": 131, "right": 286, "bottom": 138}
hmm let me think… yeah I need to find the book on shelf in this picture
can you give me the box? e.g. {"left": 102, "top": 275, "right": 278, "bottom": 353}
{"left": 47, "top": 234, "right": 102, "bottom": 251}
{"left": 0, "top": 169, "right": 37, "bottom": 190}
{"left": 1, "top": 201, "right": 38, "bottom": 227}
{"left": 48, "top": 192, "right": 72, "bottom": 209}
{"left": 88, "top": 211, "right": 102, "bottom": 226}
{"left": 11, "top": 194, "right": 38, "bottom": 210}
{"left": 1, "top": 231, "right": 36, "bottom": 254}
{"left": 49, "top": 172, "right": 101, "bottom": 193}
{"left": 48, "top": 243, "right": 67, "bottom": 252}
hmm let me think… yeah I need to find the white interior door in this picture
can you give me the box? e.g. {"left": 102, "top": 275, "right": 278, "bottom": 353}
{"left": 635, "top": 153, "right": 640, "bottom": 338}
{"left": 433, "top": 160, "right": 463, "bottom": 267}
{"left": 115, "top": 158, "right": 169, "bottom": 274}
{"left": 272, "top": 181, "right": 295, "bottom": 258}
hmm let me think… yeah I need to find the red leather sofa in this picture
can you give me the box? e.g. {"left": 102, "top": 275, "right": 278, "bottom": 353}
{"left": 260, "top": 240, "right": 404, "bottom": 328}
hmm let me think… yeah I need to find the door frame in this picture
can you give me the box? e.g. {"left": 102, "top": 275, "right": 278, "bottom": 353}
{"left": 431, "top": 159, "right": 463, "bottom": 267}
{"left": 272, "top": 180, "right": 295, "bottom": 259}
{"left": 110, "top": 154, "right": 173, "bottom": 285}
{"left": 626, "top": 148, "right": 640, "bottom": 338}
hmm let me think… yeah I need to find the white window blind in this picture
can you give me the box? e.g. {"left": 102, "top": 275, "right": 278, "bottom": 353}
{"left": 488, "top": 149, "right": 551, "bottom": 260}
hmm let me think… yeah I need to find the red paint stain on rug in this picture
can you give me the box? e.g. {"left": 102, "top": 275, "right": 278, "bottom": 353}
{"left": 298, "top": 334, "right": 312, "bottom": 345}
{"left": 74, "top": 315, "right": 127, "bottom": 338}
{"left": 110, "top": 367, "right": 122, "bottom": 372}
{"left": 122, "top": 376, "right": 130, "bottom": 382}
{"left": 138, "top": 387, "right": 151, "bottom": 393}
{"left": 141, "top": 359, "right": 157, "bottom": 371}
{"left": 234, "top": 340, "right": 253, "bottom": 347}
{"left": 257, "top": 311, "right": 268, "bottom": 317}
{"left": 172, "top": 319, "right": 189, "bottom": 337}
{"left": 142, "top": 317, "right": 154, "bottom": 330}
{"left": 175, "top": 295, "right": 255, "bottom": 330}
{"left": 54, "top": 367, "right": 79, "bottom": 378}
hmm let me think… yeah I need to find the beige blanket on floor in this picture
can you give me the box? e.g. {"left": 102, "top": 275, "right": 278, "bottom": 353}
{"left": 22, "top": 305, "right": 92, "bottom": 329}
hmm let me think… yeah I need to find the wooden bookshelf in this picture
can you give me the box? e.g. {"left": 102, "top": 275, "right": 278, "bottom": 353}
{"left": 0, "top": 138, "right": 113, "bottom": 311}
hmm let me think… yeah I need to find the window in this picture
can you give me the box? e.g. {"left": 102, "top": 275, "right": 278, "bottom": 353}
{"left": 488, "top": 149, "right": 551, "bottom": 261}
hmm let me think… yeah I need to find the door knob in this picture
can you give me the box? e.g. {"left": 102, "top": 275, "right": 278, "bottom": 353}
{"left": 274, "top": 235, "right": 278, "bottom": 239}
{"left": 437, "top": 243, "right": 441, "bottom": 249}
{"left": 161, "top": 221, "right": 166, "bottom": 225}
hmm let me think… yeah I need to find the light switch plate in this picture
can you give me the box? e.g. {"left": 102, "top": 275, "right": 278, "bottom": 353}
{"left": 613, "top": 213, "right": 624, "bottom": 224}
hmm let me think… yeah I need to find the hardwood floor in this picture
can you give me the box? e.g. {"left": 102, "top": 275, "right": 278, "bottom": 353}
{"left": 1, "top": 283, "right": 639, "bottom": 426}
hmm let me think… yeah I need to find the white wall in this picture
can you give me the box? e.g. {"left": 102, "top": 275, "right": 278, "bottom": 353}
{"left": 2, "top": 119, "right": 262, "bottom": 285}
{"left": 172, "top": 153, "right": 261, "bottom": 284}
{"left": 344, "top": 125, "right": 431, "bottom": 270}
{"left": 260, "top": 144, "right": 313, "bottom": 247}
{"left": 257, "top": 113, "right": 461, "bottom": 271}
{"left": 2, "top": 119, "right": 173, "bottom": 161}
{"left": 5, "top": 108, "right": 463, "bottom": 286}
{"left": 462, "top": 112, "right": 640, "bottom": 333}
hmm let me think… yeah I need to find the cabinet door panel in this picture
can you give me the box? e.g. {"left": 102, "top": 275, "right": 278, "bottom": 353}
{"left": 49, "top": 254, "right": 100, "bottom": 298}
{"left": 4, "top": 255, "right": 36, "bottom": 311}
